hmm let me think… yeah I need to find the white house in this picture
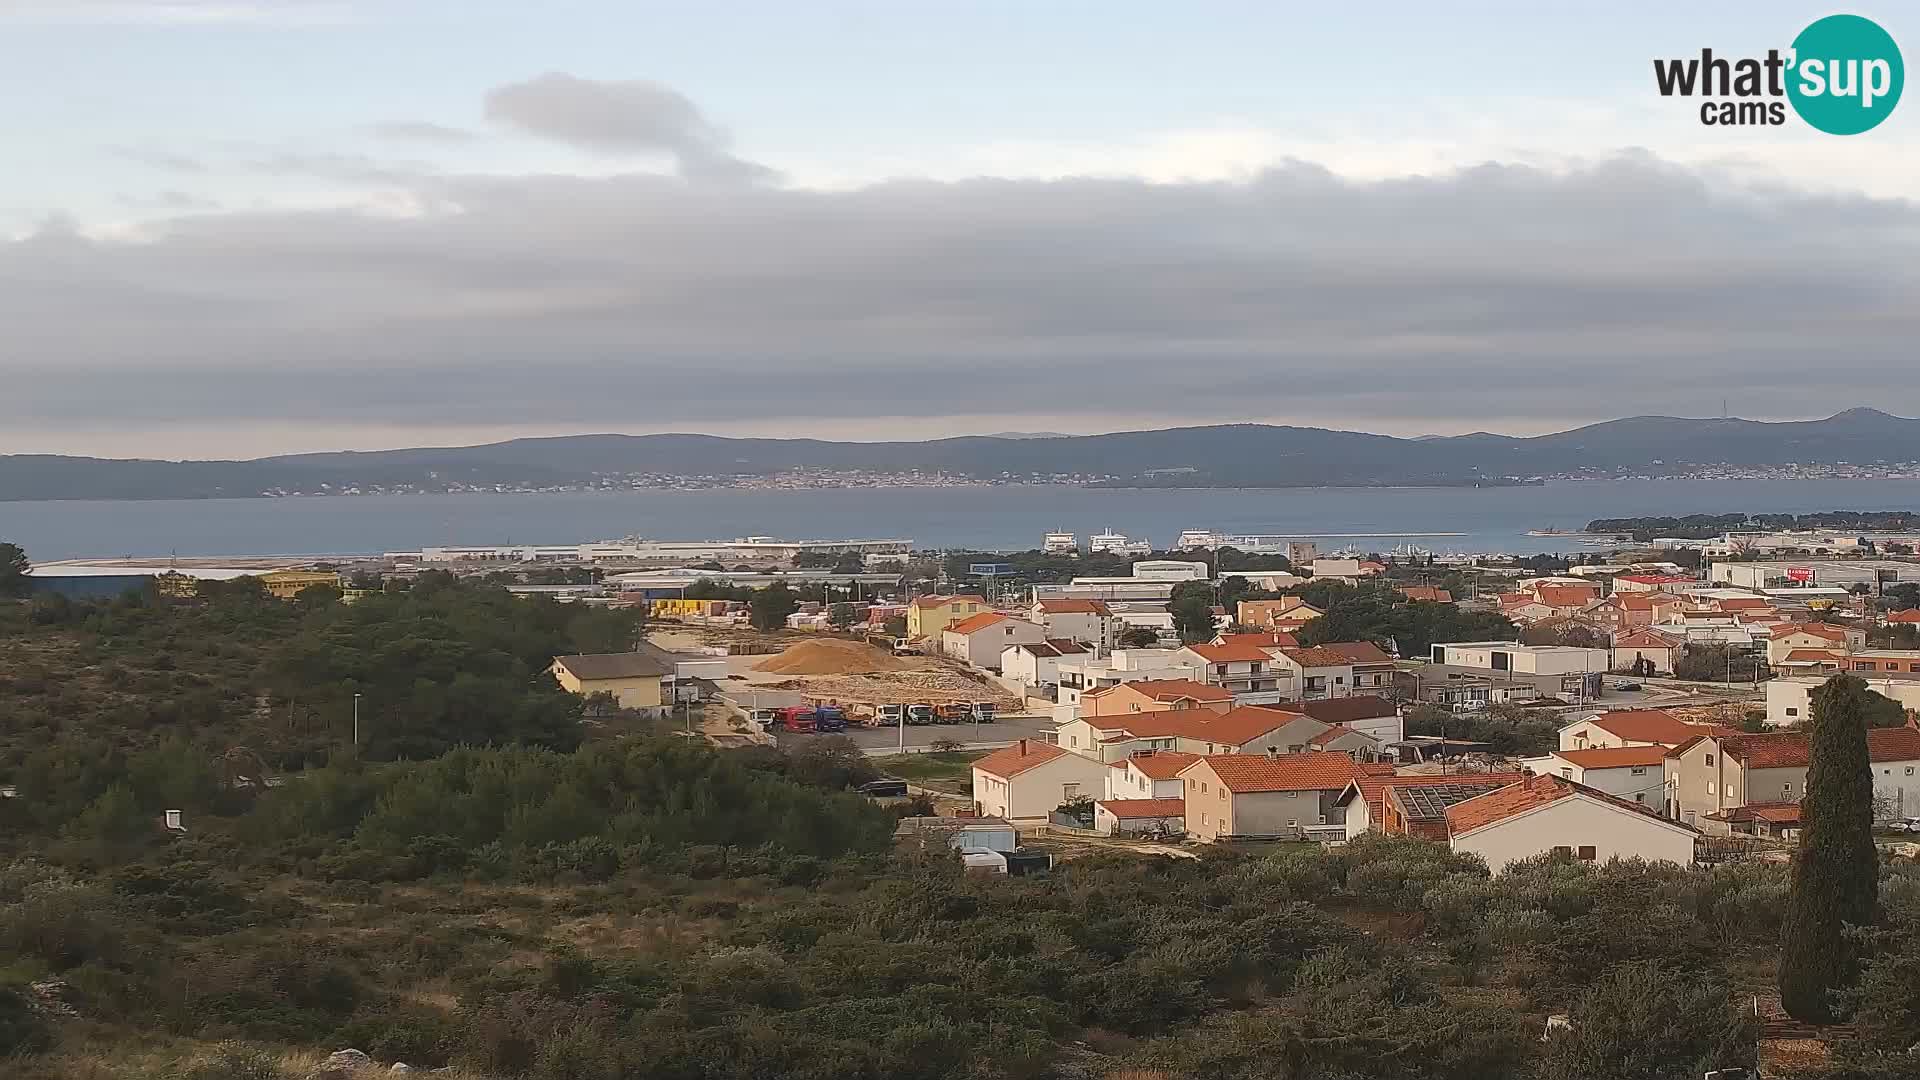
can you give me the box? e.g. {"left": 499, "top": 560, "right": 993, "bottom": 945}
{"left": 941, "top": 612, "right": 1047, "bottom": 671}
{"left": 1030, "top": 599, "right": 1119, "bottom": 650}
{"left": 1768, "top": 675, "right": 1920, "bottom": 727}
{"left": 1001, "top": 639, "right": 1089, "bottom": 689}
{"left": 1054, "top": 648, "right": 1204, "bottom": 706}
{"left": 1430, "top": 641, "right": 1611, "bottom": 676}
{"left": 1103, "top": 749, "right": 1200, "bottom": 800}
{"left": 1286, "top": 695, "right": 1405, "bottom": 744}
{"left": 1521, "top": 745, "right": 1670, "bottom": 806}
{"left": 1444, "top": 773, "right": 1699, "bottom": 873}
{"left": 1557, "top": 708, "right": 1731, "bottom": 752}
{"left": 971, "top": 739, "right": 1114, "bottom": 821}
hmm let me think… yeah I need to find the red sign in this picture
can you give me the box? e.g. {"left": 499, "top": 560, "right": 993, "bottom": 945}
{"left": 1787, "top": 566, "right": 1814, "bottom": 583}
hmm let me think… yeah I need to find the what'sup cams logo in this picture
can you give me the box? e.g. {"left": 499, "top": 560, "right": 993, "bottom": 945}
{"left": 1654, "top": 13, "right": 1903, "bottom": 133}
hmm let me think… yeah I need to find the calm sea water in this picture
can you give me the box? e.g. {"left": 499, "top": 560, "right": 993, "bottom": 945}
{"left": 6, "top": 478, "right": 1920, "bottom": 561}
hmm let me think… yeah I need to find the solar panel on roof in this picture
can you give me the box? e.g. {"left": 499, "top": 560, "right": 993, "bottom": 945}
{"left": 1395, "top": 782, "right": 1511, "bottom": 820}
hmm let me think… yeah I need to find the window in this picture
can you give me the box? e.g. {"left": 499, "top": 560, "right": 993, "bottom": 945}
{"left": 1553, "top": 845, "right": 1572, "bottom": 856}
{"left": 1630, "top": 766, "right": 1646, "bottom": 775}
{"left": 1317, "top": 815, "right": 1327, "bottom": 825}
{"left": 1063, "top": 783, "right": 1080, "bottom": 798}
{"left": 1634, "top": 792, "right": 1645, "bottom": 803}
{"left": 1219, "top": 789, "right": 1226, "bottom": 801}
{"left": 1201, "top": 813, "right": 1208, "bottom": 825}
{"left": 1069, "top": 735, "right": 1078, "bottom": 747}
{"left": 1577, "top": 845, "right": 1597, "bottom": 861}
{"left": 1706, "top": 781, "right": 1716, "bottom": 795}
{"left": 1200, "top": 782, "right": 1208, "bottom": 794}
{"left": 1786, "top": 708, "right": 1799, "bottom": 717}
{"left": 1784, "top": 782, "right": 1794, "bottom": 794}
{"left": 1560, "top": 768, "right": 1573, "bottom": 779}
{"left": 1908, "top": 767, "right": 1916, "bottom": 776}
{"left": 1288, "top": 791, "right": 1299, "bottom": 798}
{"left": 1286, "top": 819, "right": 1297, "bottom": 828}
{"left": 1705, "top": 754, "right": 1714, "bottom": 766}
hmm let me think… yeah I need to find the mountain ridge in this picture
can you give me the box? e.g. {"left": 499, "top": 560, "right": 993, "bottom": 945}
{"left": 3, "top": 409, "right": 1915, "bottom": 501}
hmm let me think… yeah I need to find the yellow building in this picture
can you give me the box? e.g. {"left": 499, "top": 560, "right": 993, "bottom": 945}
{"left": 551, "top": 650, "right": 674, "bottom": 716}
{"left": 259, "top": 570, "right": 343, "bottom": 600}
{"left": 906, "top": 593, "right": 990, "bottom": 640}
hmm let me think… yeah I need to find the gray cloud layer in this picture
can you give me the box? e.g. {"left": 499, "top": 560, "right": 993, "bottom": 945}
{"left": 483, "top": 73, "right": 775, "bottom": 184}
{"left": 7, "top": 76, "right": 1920, "bottom": 448}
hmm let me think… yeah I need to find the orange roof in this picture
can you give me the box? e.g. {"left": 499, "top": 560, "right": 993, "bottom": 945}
{"left": 1550, "top": 745, "right": 1670, "bottom": 769}
{"left": 1036, "top": 599, "right": 1112, "bottom": 615}
{"left": 1889, "top": 610, "right": 1920, "bottom": 624}
{"left": 1280, "top": 645, "right": 1358, "bottom": 668}
{"left": 1085, "top": 678, "right": 1233, "bottom": 704}
{"left": 1781, "top": 648, "right": 1846, "bottom": 663}
{"left": 972, "top": 740, "right": 1070, "bottom": 779}
{"left": 1583, "top": 709, "right": 1728, "bottom": 746}
{"left": 1309, "top": 725, "right": 1371, "bottom": 747}
{"left": 1122, "top": 749, "right": 1201, "bottom": 779}
{"left": 1673, "top": 729, "right": 1920, "bottom": 769}
{"left": 1316, "top": 641, "right": 1394, "bottom": 665}
{"left": 913, "top": 593, "right": 986, "bottom": 609}
{"left": 1535, "top": 585, "right": 1601, "bottom": 607}
{"left": 1705, "top": 801, "right": 1802, "bottom": 825}
{"left": 1191, "top": 752, "right": 1364, "bottom": 793}
{"left": 1013, "top": 639, "right": 1089, "bottom": 658}
{"left": 1102, "top": 706, "right": 1311, "bottom": 747}
{"left": 1613, "top": 630, "right": 1678, "bottom": 648}
{"left": 1268, "top": 695, "right": 1400, "bottom": 726}
{"left": 1399, "top": 586, "right": 1453, "bottom": 603}
{"left": 1186, "top": 641, "right": 1282, "bottom": 663}
{"left": 1714, "top": 597, "right": 1772, "bottom": 611}
{"left": 1095, "top": 798, "right": 1187, "bottom": 820}
{"left": 1620, "top": 574, "right": 1693, "bottom": 585}
{"left": 1772, "top": 622, "right": 1848, "bottom": 641}
{"left": 1342, "top": 771, "right": 1528, "bottom": 824}
{"left": 1609, "top": 594, "right": 1659, "bottom": 611}
{"left": 1445, "top": 772, "right": 1686, "bottom": 837}
{"left": 945, "top": 611, "right": 1009, "bottom": 635}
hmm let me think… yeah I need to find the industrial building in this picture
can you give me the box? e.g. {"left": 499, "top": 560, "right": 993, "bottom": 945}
{"left": 1711, "top": 559, "right": 1920, "bottom": 591}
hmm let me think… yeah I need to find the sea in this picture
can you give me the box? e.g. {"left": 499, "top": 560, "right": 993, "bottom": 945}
{"left": 6, "top": 478, "right": 1920, "bottom": 562}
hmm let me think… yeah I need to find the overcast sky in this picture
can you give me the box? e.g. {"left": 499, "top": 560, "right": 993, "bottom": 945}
{"left": 2, "top": 0, "right": 1918, "bottom": 458}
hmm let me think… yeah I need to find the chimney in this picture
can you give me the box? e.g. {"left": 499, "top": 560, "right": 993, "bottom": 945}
{"left": 1265, "top": 746, "right": 1278, "bottom": 759}
{"left": 1018, "top": 738, "right": 1029, "bottom": 756}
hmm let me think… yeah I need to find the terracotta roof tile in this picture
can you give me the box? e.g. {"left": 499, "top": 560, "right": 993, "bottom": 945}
{"left": 1102, "top": 706, "right": 1310, "bottom": 747}
{"left": 972, "top": 740, "right": 1070, "bottom": 779}
{"left": 912, "top": 593, "right": 986, "bottom": 609}
{"left": 1771, "top": 622, "right": 1848, "bottom": 641}
{"left": 1398, "top": 586, "right": 1453, "bottom": 603}
{"left": 1095, "top": 797, "right": 1187, "bottom": 820}
{"left": 1217, "top": 631, "right": 1301, "bottom": 648}
{"left": 1271, "top": 695, "right": 1400, "bottom": 726}
{"left": 1279, "top": 645, "right": 1358, "bottom": 668}
{"left": 1084, "top": 678, "right": 1232, "bottom": 703}
{"left": 1889, "top": 610, "right": 1920, "bottom": 624}
{"left": 945, "top": 611, "right": 1011, "bottom": 635}
{"left": 1445, "top": 772, "right": 1687, "bottom": 837}
{"left": 1613, "top": 630, "right": 1679, "bottom": 648}
{"left": 1186, "top": 641, "right": 1283, "bottom": 663}
{"left": 1316, "top": 641, "right": 1395, "bottom": 664}
{"left": 1583, "top": 709, "right": 1731, "bottom": 746}
{"left": 1341, "top": 771, "right": 1528, "bottom": 825}
{"left": 1036, "top": 599, "right": 1113, "bottom": 615}
{"left": 1550, "top": 745, "right": 1671, "bottom": 769}
{"left": 1190, "top": 752, "right": 1363, "bottom": 793}
{"left": 1122, "top": 750, "right": 1201, "bottom": 779}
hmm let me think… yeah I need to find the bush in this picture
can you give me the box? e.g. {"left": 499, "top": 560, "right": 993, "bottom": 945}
{"left": 180, "top": 1042, "right": 283, "bottom": 1080}
{"left": 0, "top": 983, "right": 53, "bottom": 1057}
{"left": 1541, "top": 961, "right": 1756, "bottom": 1080}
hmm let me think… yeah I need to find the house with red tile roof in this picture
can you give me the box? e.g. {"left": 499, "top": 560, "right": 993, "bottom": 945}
{"left": 1583, "top": 592, "right": 1666, "bottom": 634}
{"left": 1888, "top": 609, "right": 1920, "bottom": 626}
{"left": 1179, "top": 752, "right": 1371, "bottom": 841}
{"left": 1081, "top": 678, "right": 1233, "bottom": 719}
{"left": 941, "top": 612, "right": 1046, "bottom": 670}
{"left": 1213, "top": 630, "right": 1301, "bottom": 649}
{"left": 1523, "top": 745, "right": 1670, "bottom": 807}
{"left": 1092, "top": 797, "right": 1187, "bottom": 836}
{"left": 1001, "top": 638, "right": 1089, "bottom": 689}
{"left": 1335, "top": 771, "right": 1529, "bottom": 840}
{"left": 1445, "top": 773, "right": 1698, "bottom": 872}
{"left": 1267, "top": 646, "right": 1363, "bottom": 701}
{"left": 1060, "top": 706, "right": 1334, "bottom": 763}
{"left": 1701, "top": 801, "right": 1801, "bottom": 838}
{"left": 1104, "top": 748, "right": 1201, "bottom": 800}
{"left": 1398, "top": 585, "right": 1453, "bottom": 604}
{"left": 1609, "top": 628, "right": 1682, "bottom": 675}
{"left": 1664, "top": 724, "right": 1920, "bottom": 824}
{"left": 1029, "top": 598, "right": 1119, "bottom": 651}
{"left": 1176, "top": 639, "right": 1297, "bottom": 701}
{"left": 1766, "top": 621, "right": 1866, "bottom": 664}
{"left": 1312, "top": 641, "right": 1398, "bottom": 693}
{"left": 1235, "top": 597, "right": 1324, "bottom": 633}
{"left": 971, "top": 739, "right": 1113, "bottom": 821}
{"left": 906, "top": 594, "right": 990, "bottom": 639}
{"left": 1265, "top": 695, "right": 1406, "bottom": 743}
{"left": 1613, "top": 574, "right": 1697, "bottom": 592}
{"left": 1557, "top": 709, "right": 1735, "bottom": 752}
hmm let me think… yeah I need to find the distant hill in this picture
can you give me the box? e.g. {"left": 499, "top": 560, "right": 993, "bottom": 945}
{"left": 4, "top": 408, "right": 1918, "bottom": 501}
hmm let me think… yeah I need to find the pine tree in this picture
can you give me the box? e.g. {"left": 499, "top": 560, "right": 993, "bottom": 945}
{"left": 1778, "top": 673, "right": 1881, "bottom": 1022}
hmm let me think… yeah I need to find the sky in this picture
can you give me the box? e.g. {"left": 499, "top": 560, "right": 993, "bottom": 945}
{"left": 2, "top": 0, "right": 1918, "bottom": 459}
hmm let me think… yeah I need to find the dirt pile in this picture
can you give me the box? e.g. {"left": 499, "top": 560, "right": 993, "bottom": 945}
{"left": 753, "top": 638, "right": 908, "bottom": 676}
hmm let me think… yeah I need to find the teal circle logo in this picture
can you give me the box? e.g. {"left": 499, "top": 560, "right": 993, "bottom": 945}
{"left": 1787, "top": 14, "right": 1903, "bottom": 135}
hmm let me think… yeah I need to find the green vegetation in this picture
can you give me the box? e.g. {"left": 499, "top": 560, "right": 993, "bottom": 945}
{"left": 1405, "top": 704, "right": 1564, "bottom": 758}
{"left": 1294, "top": 583, "right": 1516, "bottom": 656}
{"left": 1169, "top": 581, "right": 1218, "bottom": 643}
{"left": 1586, "top": 511, "right": 1920, "bottom": 540}
{"left": 869, "top": 750, "right": 985, "bottom": 791}
{"left": 0, "top": 541, "right": 28, "bottom": 598}
{"left": 1781, "top": 674, "right": 1882, "bottom": 1023}
{"left": 748, "top": 581, "right": 801, "bottom": 631}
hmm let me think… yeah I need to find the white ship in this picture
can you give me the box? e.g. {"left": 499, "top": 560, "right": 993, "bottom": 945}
{"left": 1088, "top": 528, "right": 1153, "bottom": 555}
{"left": 1174, "top": 529, "right": 1293, "bottom": 552}
{"left": 1042, "top": 531, "right": 1079, "bottom": 554}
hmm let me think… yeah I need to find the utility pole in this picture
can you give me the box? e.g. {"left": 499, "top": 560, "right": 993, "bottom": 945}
{"left": 352, "top": 693, "right": 362, "bottom": 752}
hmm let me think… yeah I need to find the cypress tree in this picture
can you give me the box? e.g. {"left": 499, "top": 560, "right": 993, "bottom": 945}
{"left": 1778, "top": 673, "right": 1881, "bottom": 1022}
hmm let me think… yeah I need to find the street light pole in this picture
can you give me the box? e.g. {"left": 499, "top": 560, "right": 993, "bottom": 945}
{"left": 352, "top": 693, "right": 362, "bottom": 752}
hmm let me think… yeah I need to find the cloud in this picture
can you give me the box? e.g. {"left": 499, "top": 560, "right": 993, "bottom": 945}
{"left": 113, "top": 147, "right": 206, "bottom": 173}
{"left": 4, "top": 146, "right": 1918, "bottom": 456}
{"left": 370, "top": 121, "right": 479, "bottom": 145}
{"left": 483, "top": 72, "right": 776, "bottom": 184}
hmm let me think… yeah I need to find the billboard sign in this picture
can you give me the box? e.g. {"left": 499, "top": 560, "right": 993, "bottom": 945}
{"left": 1786, "top": 566, "right": 1814, "bottom": 583}
{"left": 969, "top": 562, "right": 1015, "bottom": 576}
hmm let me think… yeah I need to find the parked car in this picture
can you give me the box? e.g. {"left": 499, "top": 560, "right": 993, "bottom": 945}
{"left": 1890, "top": 817, "right": 1920, "bottom": 833}
{"left": 1612, "top": 681, "right": 1643, "bottom": 691}
{"left": 858, "top": 779, "right": 910, "bottom": 798}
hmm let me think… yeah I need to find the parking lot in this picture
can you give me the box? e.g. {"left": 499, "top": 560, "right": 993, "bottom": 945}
{"left": 768, "top": 711, "right": 1056, "bottom": 754}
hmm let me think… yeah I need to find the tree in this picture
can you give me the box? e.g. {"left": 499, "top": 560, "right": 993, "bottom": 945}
{"left": 827, "top": 603, "right": 858, "bottom": 631}
{"left": 749, "top": 582, "right": 801, "bottom": 632}
{"left": 1542, "top": 962, "right": 1756, "bottom": 1080}
{"left": 0, "top": 542, "right": 28, "bottom": 598}
{"left": 1780, "top": 674, "right": 1882, "bottom": 1023}
{"left": 883, "top": 614, "right": 907, "bottom": 637}
{"left": 1168, "top": 581, "right": 1216, "bottom": 644}
{"left": 1118, "top": 626, "right": 1160, "bottom": 649}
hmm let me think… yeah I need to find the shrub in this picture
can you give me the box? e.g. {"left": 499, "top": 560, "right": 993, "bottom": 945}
{"left": 180, "top": 1042, "right": 283, "bottom": 1080}
{"left": 0, "top": 983, "right": 53, "bottom": 1057}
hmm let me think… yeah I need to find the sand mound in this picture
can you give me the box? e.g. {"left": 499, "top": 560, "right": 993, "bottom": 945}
{"left": 753, "top": 639, "right": 909, "bottom": 676}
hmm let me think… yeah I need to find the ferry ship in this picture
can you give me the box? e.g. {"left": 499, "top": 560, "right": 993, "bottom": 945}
{"left": 1088, "top": 528, "right": 1153, "bottom": 555}
{"left": 1042, "top": 531, "right": 1079, "bottom": 554}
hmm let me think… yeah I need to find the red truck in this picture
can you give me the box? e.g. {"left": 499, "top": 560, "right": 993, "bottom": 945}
{"left": 775, "top": 706, "right": 818, "bottom": 733}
